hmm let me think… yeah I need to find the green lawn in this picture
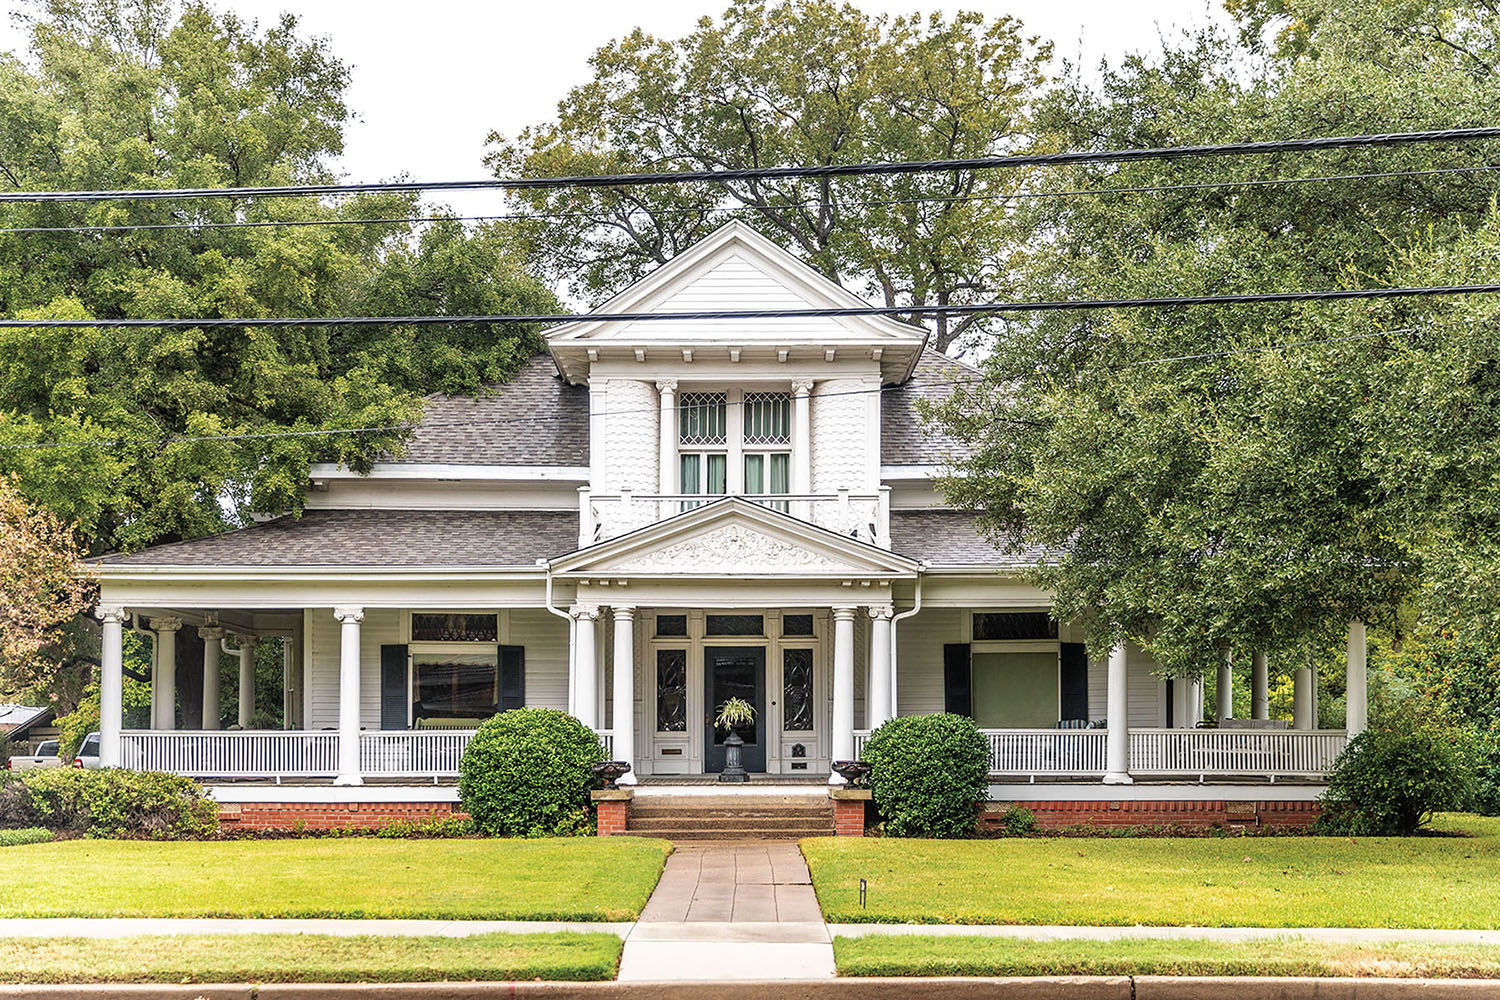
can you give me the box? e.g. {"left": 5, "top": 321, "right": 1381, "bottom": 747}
{"left": 0, "top": 838, "right": 671, "bottom": 920}
{"left": 805, "top": 814, "right": 1500, "bottom": 927}
{"left": 0, "top": 933, "right": 622, "bottom": 983}
{"left": 834, "top": 935, "right": 1500, "bottom": 978}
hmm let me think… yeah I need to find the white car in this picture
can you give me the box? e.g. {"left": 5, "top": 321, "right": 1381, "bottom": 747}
{"left": 72, "top": 733, "right": 102, "bottom": 769}
{"left": 6, "top": 739, "right": 62, "bottom": 771}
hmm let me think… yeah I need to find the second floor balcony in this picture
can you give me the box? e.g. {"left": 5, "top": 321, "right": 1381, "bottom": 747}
{"left": 579, "top": 487, "right": 892, "bottom": 549}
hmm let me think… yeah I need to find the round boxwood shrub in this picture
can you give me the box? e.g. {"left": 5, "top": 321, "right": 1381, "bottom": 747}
{"left": 458, "top": 708, "right": 605, "bottom": 836}
{"left": 862, "top": 713, "right": 990, "bottom": 838}
{"left": 1316, "top": 723, "right": 1474, "bottom": 835}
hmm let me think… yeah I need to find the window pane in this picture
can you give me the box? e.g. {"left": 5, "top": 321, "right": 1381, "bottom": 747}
{"left": 706, "top": 454, "right": 727, "bottom": 494}
{"left": 656, "top": 614, "right": 688, "bottom": 637}
{"left": 783, "top": 648, "right": 814, "bottom": 731}
{"left": 768, "top": 453, "right": 790, "bottom": 494}
{"left": 680, "top": 454, "right": 701, "bottom": 494}
{"left": 744, "top": 454, "right": 764, "bottom": 494}
{"left": 744, "top": 392, "right": 791, "bottom": 444}
{"left": 413, "top": 651, "right": 498, "bottom": 720}
{"left": 971, "top": 651, "right": 1058, "bottom": 727}
{"left": 680, "top": 392, "right": 727, "bottom": 445}
{"left": 656, "top": 649, "right": 688, "bottom": 732}
{"left": 411, "top": 613, "right": 497, "bottom": 643}
{"left": 973, "top": 612, "right": 1058, "bottom": 641}
{"left": 705, "top": 614, "right": 763, "bottom": 636}
{"left": 782, "top": 613, "right": 814, "bottom": 636}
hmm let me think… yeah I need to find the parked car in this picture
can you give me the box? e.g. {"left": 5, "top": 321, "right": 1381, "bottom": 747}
{"left": 72, "top": 733, "right": 102, "bottom": 769}
{"left": 7, "top": 739, "right": 62, "bottom": 771}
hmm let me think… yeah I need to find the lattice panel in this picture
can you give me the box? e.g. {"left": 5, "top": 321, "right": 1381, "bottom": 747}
{"left": 679, "top": 392, "right": 727, "bottom": 445}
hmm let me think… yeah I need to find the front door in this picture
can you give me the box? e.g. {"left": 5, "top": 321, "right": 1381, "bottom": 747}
{"left": 704, "top": 646, "right": 766, "bottom": 773}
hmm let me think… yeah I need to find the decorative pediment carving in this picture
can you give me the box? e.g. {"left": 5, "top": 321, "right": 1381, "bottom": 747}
{"left": 604, "top": 523, "right": 850, "bottom": 575}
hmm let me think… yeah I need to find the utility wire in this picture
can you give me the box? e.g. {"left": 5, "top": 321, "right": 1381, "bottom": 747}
{"left": 4, "top": 283, "right": 1500, "bottom": 329}
{"left": 0, "top": 318, "right": 1478, "bottom": 454}
{"left": 6, "top": 162, "right": 1500, "bottom": 236}
{"left": 4, "top": 127, "right": 1500, "bottom": 203}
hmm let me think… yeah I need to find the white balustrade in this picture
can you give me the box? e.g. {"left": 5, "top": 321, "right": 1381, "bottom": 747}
{"left": 1129, "top": 728, "right": 1347, "bottom": 778}
{"left": 988, "top": 729, "right": 1108, "bottom": 777}
{"left": 120, "top": 728, "right": 618, "bottom": 779}
{"left": 584, "top": 492, "right": 889, "bottom": 547}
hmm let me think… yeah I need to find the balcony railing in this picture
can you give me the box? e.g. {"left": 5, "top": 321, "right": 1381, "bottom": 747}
{"left": 120, "top": 729, "right": 615, "bottom": 780}
{"left": 854, "top": 727, "right": 1344, "bottom": 780}
{"left": 580, "top": 488, "right": 890, "bottom": 548}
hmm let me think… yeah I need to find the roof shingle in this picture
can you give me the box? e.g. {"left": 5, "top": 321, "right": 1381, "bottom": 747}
{"left": 881, "top": 349, "right": 978, "bottom": 466}
{"left": 889, "top": 510, "right": 1047, "bottom": 567}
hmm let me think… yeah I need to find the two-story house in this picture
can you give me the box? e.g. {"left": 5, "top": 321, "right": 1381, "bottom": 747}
{"left": 90, "top": 222, "right": 1362, "bottom": 828}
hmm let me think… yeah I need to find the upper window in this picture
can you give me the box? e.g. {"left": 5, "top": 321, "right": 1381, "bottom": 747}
{"left": 679, "top": 392, "right": 728, "bottom": 446}
{"left": 412, "top": 613, "right": 498, "bottom": 643}
{"left": 743, "top": 392, "right": 791, "bottom": 445}
{"left": 972, "top": 612, "right": 1058, "bottom": 641}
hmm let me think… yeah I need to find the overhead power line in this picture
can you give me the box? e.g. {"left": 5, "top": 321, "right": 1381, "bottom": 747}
{"left": 4, "top": 283, "right": 1500, "bottom": 329}
{"left": 6, "top": 162, "right": 1500, "bottom": 237}
{"left": 3, "top": 127, "right": 1499, "bottom": 203}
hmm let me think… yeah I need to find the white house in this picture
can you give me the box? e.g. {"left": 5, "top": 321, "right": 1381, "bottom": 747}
{"left": 90, "top": 222, "right": 1362, "bottom": 819}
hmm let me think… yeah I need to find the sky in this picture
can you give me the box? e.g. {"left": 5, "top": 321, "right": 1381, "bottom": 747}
{"left": 0, "top": 0, "right": 1229, "bottom": 210}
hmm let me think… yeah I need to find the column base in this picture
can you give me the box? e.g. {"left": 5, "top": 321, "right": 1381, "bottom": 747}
{"left": 1102, "top": 772, "right": 1134, "bottom": 785}
{"left": 332, "top": 774, "right": 364, "bottom": 787}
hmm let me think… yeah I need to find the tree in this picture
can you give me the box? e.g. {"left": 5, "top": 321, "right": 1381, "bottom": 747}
{"left": 0, "top": 1, "right": 556, "bottom": 555}
{"left": 0, "top": 475, "right": 93, "bottom": 706}
{"left": 933, "top": 0, "right": 1500, "bottom": 679}
{"left": 487, "top": 0, "right": 1048, "bottom": 352}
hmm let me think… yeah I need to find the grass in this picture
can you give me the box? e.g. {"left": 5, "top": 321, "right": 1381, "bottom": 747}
{"left": 833, "top": 935, "right": 1500, "bottom": 979}
{"left": 0, "top": 837, "right": 671, "bottom": 920}
{"left": 804, "top": 813, "right": 1500, "bottom": 928}
{"left": 0, "top": 933, "right": 622, "bottom": 983}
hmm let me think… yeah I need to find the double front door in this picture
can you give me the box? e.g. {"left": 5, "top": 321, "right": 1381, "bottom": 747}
{"left": 703, "top": 646, "right": 766, "bottom": 773}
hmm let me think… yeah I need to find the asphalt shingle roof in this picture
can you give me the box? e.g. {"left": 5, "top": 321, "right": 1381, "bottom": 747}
{"left": 889, "top": 510, "right": 1048, "bottom": 567}
{"left": 881, "top": 349, "right": 978, "bottom": 466}
{"left": 94, "top": 509, "right": 576, "bottom": 567}
{"left": 392, "top": 355, "right": 588, "bottom": 467}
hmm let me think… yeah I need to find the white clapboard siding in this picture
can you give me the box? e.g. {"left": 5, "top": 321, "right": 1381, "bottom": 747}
{"left": 509, "top": 609, "right": 570, "bottom": 712}
{"left": 895, "top": 607, "right": 963, "bottom": 717}
{"left": 307, "top": 608, "right": 400, "bottom": 731}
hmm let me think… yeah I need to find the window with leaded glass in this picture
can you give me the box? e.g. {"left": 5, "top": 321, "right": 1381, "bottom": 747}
{"left": 783, "top": 648, "right": 814, "bottom": 731}
{"left": 743, "top": 391, "right": 791, "bottom": 511}
{"left": 411, "top": 613, "right": 497, "bottom": 643}
{"left": 705, "top": 614, "right": 763, "bottom": 636}
{"left": 679, "top": 392, "right": 728, "bottom": 502}
{"left": 972, "top": 612, "right": 1058, "bottom": 641}
{"left": 656, "top": 649, "right": 687, "bottom": 732}
{"left": 782, "top": 613, "right": 814, "bottom": 636}
{"left": 655, "top": 614, "right": 688, "bottom": 637}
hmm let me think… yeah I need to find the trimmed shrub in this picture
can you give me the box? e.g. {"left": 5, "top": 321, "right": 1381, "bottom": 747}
{"left": 999, "top": 804, "right": 1038, "bottom": 837}
{"left": 458, "top": 708, "right": 604, "bottom": 837}
{"left": 863, "top": 713, "right": 990, "bottom": 838}
{"left": 1317, "top": 723, "right": 1474, "bottom": 835}
{"left": 7, "top": 769, "right": 218, "bottom": 839}
{"left": 0, "top": 827, "right": 50, "bottom": 846}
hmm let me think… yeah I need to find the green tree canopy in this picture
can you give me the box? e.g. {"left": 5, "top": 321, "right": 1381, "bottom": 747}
{"left": 0, "top": 0, "right": 556, "bottom": 554}
{"left": 488, "top": 0, "right": 1048, "bottom": 352}
{"left": 934, "top": 0, "right": 1500, "bottom": 678}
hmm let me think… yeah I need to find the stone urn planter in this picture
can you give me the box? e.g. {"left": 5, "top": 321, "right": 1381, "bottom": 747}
{"left": 715, "top": 697, "right": 756, "bottom": 784}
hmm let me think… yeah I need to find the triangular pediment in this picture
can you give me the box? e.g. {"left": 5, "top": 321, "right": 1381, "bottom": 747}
{"left": 550, "top": 498, "right": 919, "bottom": 579}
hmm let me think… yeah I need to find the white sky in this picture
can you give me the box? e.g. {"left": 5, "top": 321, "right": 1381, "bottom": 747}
{"left": 0, "top": 0, "right": 1228, "bottom": 212}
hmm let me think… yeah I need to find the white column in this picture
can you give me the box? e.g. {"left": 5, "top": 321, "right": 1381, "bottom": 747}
{"left": 98, "top": 605, "right": 127, "bottom": 767}
{"left": 151, "top": 618, "right": 181, "bottom": 731}
{"left": 611, "top": 606, "right": 637, "bottom": 783}
{"left": 830, "top": 605, "right": 858, "bottom": 782}
{"left": 1216, "top": 650, "right": 1234, "bottom": 722}
{"left": 238, "top": 639, "right": 256, "bottom": 728}
{"left": 1293, "top": 666, "right": 1315, "bottom": 730}
{"left": 1104, "top": 641, "right": 1131, "bottom": 784}
{"left": 1251, "top": 651, "right": 1270, "bottom": 720}
{"left": 570, "top": 604, "right": 600, "bottom": 729}
{"left": 1188, "top": 676, "right": 1204, "bottom": 727}
{"left": 867, "top": 605, "right": 894, "bottom": 730}
{"left": 657, "top": 379, "right": 678, "bottom": 497}
{"left": 791, "top": 378, "right": 813, "bottom": 496}
{"left": 333, "top": 606, "right": 364, "bottom": 786}
{"left": 198, "top": 624, "right": 224, "bottom": 731}
{"left": 1346, "top": 619, "right": 1368, "bottom": 737}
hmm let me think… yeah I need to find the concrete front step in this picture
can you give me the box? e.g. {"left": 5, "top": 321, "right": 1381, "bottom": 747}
{"left": 630, "top": 807, "right": 833, "bottom": 820}
{"left": 635, "top": 825, "right": 833, "bottom": 841}
{"left": 627, "top": 791, "right": 834, "bottom": 840}
{"left": 629, "top": 815, "right": 832, "bottom": 832}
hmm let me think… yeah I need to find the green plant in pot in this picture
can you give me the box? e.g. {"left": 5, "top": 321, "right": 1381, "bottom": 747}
{"left": 715, "top": 697, "right": 757, "bottom": 783}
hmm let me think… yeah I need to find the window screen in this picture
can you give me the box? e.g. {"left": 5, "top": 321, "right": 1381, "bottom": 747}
{"left": 970, "top": 651, "right": 1058, "bottom": 728}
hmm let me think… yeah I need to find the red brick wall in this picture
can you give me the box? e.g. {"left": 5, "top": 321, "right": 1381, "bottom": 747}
{"left": 219, "top": 800, "right": 461, "bottom": 831}
{"left": 596, "top": 799, "right": 628, "bottom": 837}
{"left": 983, "top": 798, "right": 1322, "bottom": 832}
{"left": 833, "top": 797, "right": 867, "bottom": 836}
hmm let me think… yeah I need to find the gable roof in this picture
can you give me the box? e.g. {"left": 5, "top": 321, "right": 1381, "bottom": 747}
{"left": 551, "top": 496, "right": 919, "bottom": 579}
{"left": 881, "top": 349, "right": 980, "bottom": 465}
{"left": 390, "top": 355, "right": 588, "bottom": 467}
{"left": 888, "top": 510, "right": 1049, "bottom": 567}
{"left": 92, "top": 509, "right": 576, "bottom": 569}
{"left": 545, "top": 221, "right": 927, "bottom": 384}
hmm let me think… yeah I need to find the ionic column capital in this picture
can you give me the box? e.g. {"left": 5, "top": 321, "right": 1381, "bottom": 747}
{"left": 151, "top": 617, "right": 183, "bottom": 633}
{"left": 655, "top": 378, "right": 679, "bottom": 394}
{"left": 791, "top": 378, "right": 815, "bottom": 395}
{"left": 333, "top": 606, "right": 364, "bottom": 624}
{"left": 831, "top": 605, "right": 859, "bottom": 622}
{"left": 868, "top": 604, "right": 895, "bottom": 621}
{"left": 570, "top": 603, "right": 601, "bottom": 622}
{"left": 96, "top": 604, "right": 128, "bottom": 624}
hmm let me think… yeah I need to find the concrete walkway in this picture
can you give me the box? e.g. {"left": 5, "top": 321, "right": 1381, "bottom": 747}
{"left": 619, "top": 841, "right": 836, "bottom": 981}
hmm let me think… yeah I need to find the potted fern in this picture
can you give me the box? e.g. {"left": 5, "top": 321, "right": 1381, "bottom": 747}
{"left": 714, "top": 697, "right": 756, "bottom": 783}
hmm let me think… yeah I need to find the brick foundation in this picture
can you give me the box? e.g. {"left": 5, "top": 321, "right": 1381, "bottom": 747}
{"left": 218, "top": 800, "right": 461, "bottom": 831}
{"left": 596, "top": 798, "right": 629, "bottom": 836}
{"left": 982, "top": 798, "right": 1322, "bottom": 833}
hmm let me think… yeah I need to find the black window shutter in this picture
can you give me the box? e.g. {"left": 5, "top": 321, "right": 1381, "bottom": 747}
{"left": 1060, "top": 643, "right": 1089, "bottom": 721}
{"left": 499, "top": 645, "right": 525, "bottom": 711}
{"left": 1164, "top": 678, "right": 1175, "bottom": 729}
{"left": 380, "top": 644, "right": 408, "bottom": 730}
{"left": 943, "top": 643, "right": 971, "bottom": 717}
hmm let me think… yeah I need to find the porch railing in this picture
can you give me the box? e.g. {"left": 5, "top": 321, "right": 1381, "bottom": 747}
{"left": 854, "top": 727, "right": 1341, "bottom": 779}
{"left": 1130, "top": 728, "right": 1347, "bottom": 778}
{"left": 581, "top": 489, "right": 890, "bottom": 548}
{"left": 121, "top": 728, "right": 615, "bottom": 779}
